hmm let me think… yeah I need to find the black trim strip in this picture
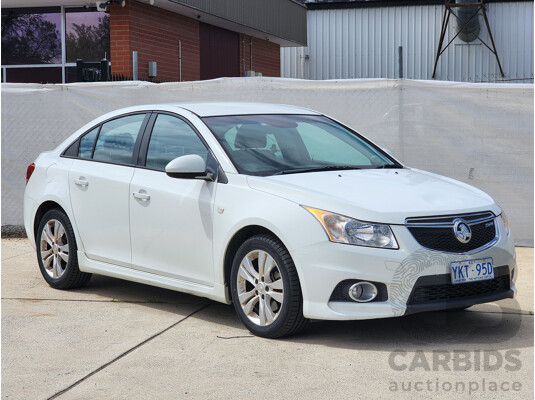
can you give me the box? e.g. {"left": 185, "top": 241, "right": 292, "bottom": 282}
{"left": 89, "top": 125, "right": 102, "bottom": 159}
{"left": 131, "top": 113, "right": 152, "bottom": 165}
{"left": 2, "top": 7, "right": 61, "bottom": 14}
{"left": 404, "top": 289, "right": 514, "bottom": 315}
{"left": 136, "top": 112, "right": 157, "bottom": 167}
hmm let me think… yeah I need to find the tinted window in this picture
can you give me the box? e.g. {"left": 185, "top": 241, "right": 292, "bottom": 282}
{"left": 66, "top": 9, "right": 110, "bottom": 62}
{"left": 78, "top": 126, "right": 99, "bottom": 159}
{"left": 146, "top": 115, "right": 208, "bottom": 171}
{"left": 93, "top": 114, "right": 145, "bottom": 164}
{"left": 1, "top": 8, "right": 62, "bottom": 65}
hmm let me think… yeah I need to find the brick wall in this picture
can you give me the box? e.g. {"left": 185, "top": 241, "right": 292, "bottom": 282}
{"left": 110, "top": 1, "right": 280, "bottom": 81}
{"left": 239, "top": 34, "right": 280, "bottom": 77}
{"left": 110, "top": 1, "right": 200, "bottom": 81}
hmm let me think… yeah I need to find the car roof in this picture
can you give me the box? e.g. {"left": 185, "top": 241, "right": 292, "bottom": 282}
{"left": 168, "top": 102, "right": 320, "bottom": 117}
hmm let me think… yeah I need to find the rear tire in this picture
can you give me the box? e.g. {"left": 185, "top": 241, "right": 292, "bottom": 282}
{"left": 230, "top": 234, "right": 308, "bottom": 338}
{"left": 36, "top": 209, "right": 91, "bottom": 290}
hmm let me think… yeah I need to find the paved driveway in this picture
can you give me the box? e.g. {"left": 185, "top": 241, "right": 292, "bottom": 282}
{"left": 2, "top": 238, "right": 533, "bottom": 399}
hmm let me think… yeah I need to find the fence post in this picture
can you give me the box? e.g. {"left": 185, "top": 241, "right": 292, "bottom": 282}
{"left": 100, "top": 59, "right": 109, "bottom": 81}
{"left": 132, "top": 51, "right": 138, "bottom": 80}
{"left": 76, "top": 59, "right": 84, "bottom": 82}
{"left": 398, "top": 46, "right": 403, "bottom": 79}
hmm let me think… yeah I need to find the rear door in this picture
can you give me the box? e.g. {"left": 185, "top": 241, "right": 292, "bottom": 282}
{"left": 129, "top": 113, "right": 217, "bottom": 285}
{"left": 68, "top": 113, "right": 148, "bottom": 267}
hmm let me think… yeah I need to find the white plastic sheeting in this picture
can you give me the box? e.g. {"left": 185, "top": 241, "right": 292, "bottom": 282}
{"left": 2, "top": 78, "right": 533, "bottom": 245}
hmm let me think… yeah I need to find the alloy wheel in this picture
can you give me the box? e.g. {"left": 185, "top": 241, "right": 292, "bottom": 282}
{"left": 40, "top": 219, "right": 69, "bottom": 279}
{"left": 236, "top": 249, "right": 285, "bottom": 326}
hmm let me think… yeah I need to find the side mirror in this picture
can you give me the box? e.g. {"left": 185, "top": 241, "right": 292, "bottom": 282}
{"left": 165, "top": 154, "right": 215, "bottom": 181}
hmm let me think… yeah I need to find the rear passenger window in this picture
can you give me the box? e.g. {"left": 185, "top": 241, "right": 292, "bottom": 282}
{"left": 93, "top": 114, "right": 145, "bottom": 164}
{"left": 78, "top": 127, "right": 99, "bottom": 159}
{"left": 145, "top": 114, "right": 208, "bottom": 171}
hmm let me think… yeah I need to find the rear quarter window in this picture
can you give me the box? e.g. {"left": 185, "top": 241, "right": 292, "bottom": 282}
{"left": 78, "top": 127, "right": 99, "bottom": 159}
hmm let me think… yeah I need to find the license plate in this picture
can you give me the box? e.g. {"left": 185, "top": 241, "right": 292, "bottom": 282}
{"left": 450, "top": 258, "right": 494, "bottom": 285}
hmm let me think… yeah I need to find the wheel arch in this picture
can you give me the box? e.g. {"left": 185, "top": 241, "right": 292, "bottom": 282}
{"left": 223, "top": 224, "right": 297, "bottom": 301}
{"left": 33, "top": 201, "right": 68, "bottom": 244}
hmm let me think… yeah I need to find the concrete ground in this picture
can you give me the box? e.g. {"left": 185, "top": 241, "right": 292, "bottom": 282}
{"left": 2, "top": 238, "right": 533, "bottom": 400}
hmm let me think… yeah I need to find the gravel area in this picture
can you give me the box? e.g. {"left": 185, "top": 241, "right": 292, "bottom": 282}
{"left": 1, "top": 225, "right": 27, "bottom": 238}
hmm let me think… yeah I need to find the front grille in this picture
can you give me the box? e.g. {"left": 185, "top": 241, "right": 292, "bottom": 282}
{"left": 406, "top": 212, "right": 497, "bottom": 253}
{"left": 405, "top": 211, "right": 494, "bottom": 226}
{"left": 407, "top": 267, "right": 510, "bottom": 305}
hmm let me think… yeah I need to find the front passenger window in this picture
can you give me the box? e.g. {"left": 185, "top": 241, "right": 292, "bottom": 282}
{"left": 92, "top": 114, "right": 145, "bottom": 164}
{"left": 145, "top": 114, "right": 208, "bottom": 171}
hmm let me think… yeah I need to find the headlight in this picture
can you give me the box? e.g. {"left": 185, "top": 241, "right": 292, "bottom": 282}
{"left": 303, "top": 207, "right": 399, "bottom": 249}
{"left": 501, "top": 210, "right": 510, "bottom": 236}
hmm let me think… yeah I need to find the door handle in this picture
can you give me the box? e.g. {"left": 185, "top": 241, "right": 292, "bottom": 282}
{"left": 74, "top": 177, "right": 88, "bottom": 187}
{"left": 133, "top": 191, "right": 150, "bottom": 201}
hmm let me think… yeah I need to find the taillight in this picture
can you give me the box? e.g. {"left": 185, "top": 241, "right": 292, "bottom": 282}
{"left": 26, "top": 163, "right": 35, "bottom": 185}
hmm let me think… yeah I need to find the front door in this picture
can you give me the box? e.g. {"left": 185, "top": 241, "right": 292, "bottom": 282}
{"left": 129, "top": 113, "right": 216, "bottom": 285}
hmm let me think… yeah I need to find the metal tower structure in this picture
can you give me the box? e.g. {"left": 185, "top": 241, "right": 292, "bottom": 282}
{"left": 432, "top": 0, "right": 505, "bottom": 79}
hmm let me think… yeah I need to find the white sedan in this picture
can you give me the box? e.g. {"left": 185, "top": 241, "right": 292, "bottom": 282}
{"left": 24, "top": 102, "right": 517, "bottom": 338}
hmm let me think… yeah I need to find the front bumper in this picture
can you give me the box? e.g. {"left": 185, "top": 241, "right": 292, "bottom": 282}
{"left": 404, "top": 265, "right": 514, "bottom": 315}
{"left": 291, "top": 221, "right": 517, "bottom": 320}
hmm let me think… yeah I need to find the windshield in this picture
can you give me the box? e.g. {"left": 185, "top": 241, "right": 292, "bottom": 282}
{"left": 202, "top": 114, "right": 400, "bottom": 176}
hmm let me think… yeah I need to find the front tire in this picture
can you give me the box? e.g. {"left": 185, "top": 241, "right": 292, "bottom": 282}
{"left": 36, "top": 209, "right": 91, "bottom": 289}
{"left": 230, "top": 234, "right": 308, "bottom": 338}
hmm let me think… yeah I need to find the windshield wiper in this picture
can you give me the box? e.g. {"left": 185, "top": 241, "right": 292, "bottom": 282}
{"left": 374, "top": 164, "right": 403, "bottom": 169}
{"left": 273, "top": 165, "right": 363, "bottom": 176}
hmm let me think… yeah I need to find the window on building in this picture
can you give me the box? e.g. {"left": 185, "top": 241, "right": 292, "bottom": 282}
{"left": 1, "top": 6, "right": 110, "bottom": 83}
{"left": 66, "top": 8, "right": 110, "bottom": 63}
{"left": 1, "top": 7, "right": 62, "bottom": 65}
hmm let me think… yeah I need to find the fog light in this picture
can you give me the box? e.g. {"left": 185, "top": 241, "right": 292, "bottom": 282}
{"left": 348, "top": 282, "right": 378, "bottom": 302}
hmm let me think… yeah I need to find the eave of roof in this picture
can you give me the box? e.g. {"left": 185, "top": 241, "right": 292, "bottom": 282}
{"left": 305, "top": 0, "right": 531, "bottom": 10}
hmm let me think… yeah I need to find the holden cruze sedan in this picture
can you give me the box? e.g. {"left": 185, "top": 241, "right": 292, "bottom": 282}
{"left": 24, "top": 102, "right": 517, "bottom": 338}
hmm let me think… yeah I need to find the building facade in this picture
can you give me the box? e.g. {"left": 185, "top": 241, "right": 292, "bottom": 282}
{"left": 282, "top": 0, "right": 533, "bottom": 83}
{"left": 2, "top": 0, "right": 307, "bottom": 83}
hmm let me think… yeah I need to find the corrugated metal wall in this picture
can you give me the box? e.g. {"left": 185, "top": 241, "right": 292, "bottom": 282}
{"left": 281, "top": 2, "right": 534, "bottom": 82}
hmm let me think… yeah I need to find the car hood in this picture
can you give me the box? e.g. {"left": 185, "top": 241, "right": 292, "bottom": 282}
{"left": 246, "top": 168, "right": 500, "bottom": 224}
